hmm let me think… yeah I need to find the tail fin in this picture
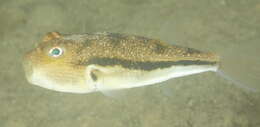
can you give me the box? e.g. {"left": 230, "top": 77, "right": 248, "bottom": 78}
{"left": 215, "top": 43, "right": 260, "bottom": 93}
{"left": 216, "top": 70, "right": 257, "bottom": 92}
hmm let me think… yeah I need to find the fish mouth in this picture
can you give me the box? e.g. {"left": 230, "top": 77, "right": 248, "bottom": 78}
{"left": 22, "top": 54, "right": 34, "bottom": 84}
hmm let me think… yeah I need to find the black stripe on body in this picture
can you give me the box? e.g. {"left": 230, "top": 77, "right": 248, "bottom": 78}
{"left": 84, "top": 57, "right": 217, "bottom": 71}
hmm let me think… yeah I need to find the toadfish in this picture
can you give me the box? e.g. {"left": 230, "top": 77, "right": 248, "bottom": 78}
{"left": 23, "top": 32, "right": 220, "bottom": 94}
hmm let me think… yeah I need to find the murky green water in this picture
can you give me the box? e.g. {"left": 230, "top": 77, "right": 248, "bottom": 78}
{"left": 0, "top": 0, "right": 260, "bottom": 127}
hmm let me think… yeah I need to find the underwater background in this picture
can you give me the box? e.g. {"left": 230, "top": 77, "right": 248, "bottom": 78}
{"left": 0, "top": 0, "right": 260, "bottom": 126}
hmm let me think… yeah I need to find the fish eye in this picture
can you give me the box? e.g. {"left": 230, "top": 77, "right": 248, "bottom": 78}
{"left": 49, "top": 47, "right": 63, "bottom": 57}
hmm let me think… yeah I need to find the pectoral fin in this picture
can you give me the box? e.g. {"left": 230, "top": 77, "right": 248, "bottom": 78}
{"left": 85, "top": 65, "right": 137, "bottom": 97}
{"left": 86, "top": 65, "right": 143, "bottom": 92}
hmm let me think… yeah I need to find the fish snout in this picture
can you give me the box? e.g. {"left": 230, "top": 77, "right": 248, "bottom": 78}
{"left": 22, "top": 54, "right": 34, "bottom": 83}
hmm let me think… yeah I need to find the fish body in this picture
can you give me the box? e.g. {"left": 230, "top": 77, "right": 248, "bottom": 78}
{"left": 23, "top": 32, "right": 219, "bottom": 93}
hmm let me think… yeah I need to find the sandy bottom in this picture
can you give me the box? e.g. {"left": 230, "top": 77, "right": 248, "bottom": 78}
{"left": 0, "top": 0, "right": 260, "bottom": 127}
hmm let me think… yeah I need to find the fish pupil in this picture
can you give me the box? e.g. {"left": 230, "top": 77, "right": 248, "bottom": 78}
{"left": 49, "top": 47, "right": 63, "bottom": 57}
{"left": 52, "top": 48, "right": 60, "bottom": 55}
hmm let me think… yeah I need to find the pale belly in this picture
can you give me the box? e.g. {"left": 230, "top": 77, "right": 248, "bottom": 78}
{"left": 93, "top": 65, "right": 219, "bottom": 91}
